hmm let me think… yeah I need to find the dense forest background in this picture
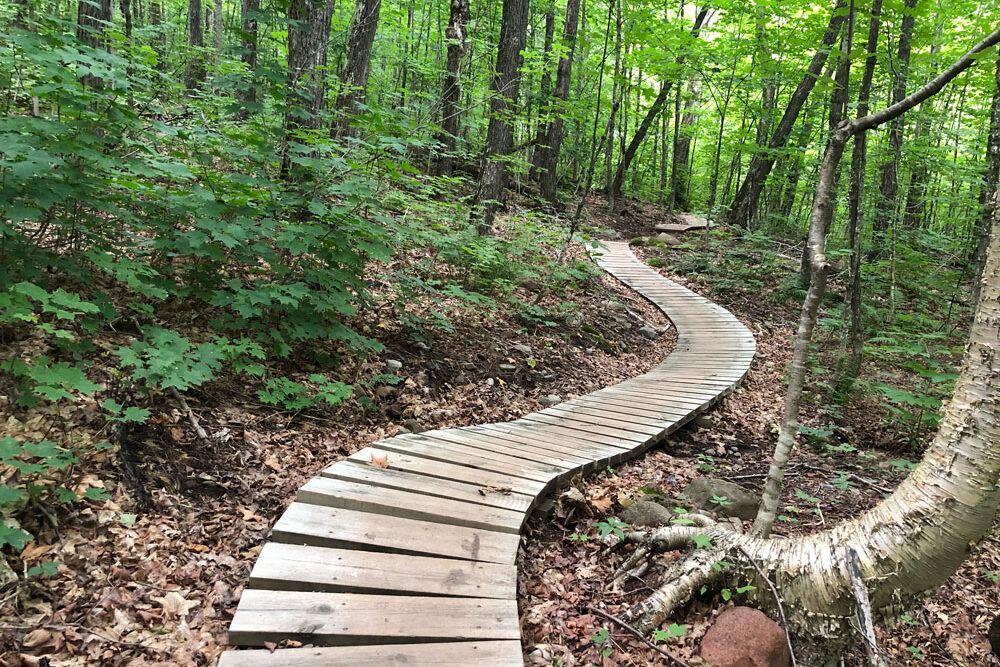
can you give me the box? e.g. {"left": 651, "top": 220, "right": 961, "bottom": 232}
{"left": 2, "top": 0, "right": 1000, "bottom": 663}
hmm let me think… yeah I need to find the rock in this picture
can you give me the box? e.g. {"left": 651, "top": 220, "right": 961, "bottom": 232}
{"left": 656, "top": 232, "right": 682, "bottom": 245}
{"left": 638, "top": 325, "right": 659, "bottom": 340}
{"left": 498, "top": 363, "right": 517, "bottom": 372}
{"left": 619, "top": 500, "right": 675, "bottom": 527}
{"left": 694, "top": 414, "right": 714, "bottom": 429}
{"left": 699, "top": 607, "right": 790, "bottom": 667}
{"left": 682, "top": 477, "right": 759, "bottom": 521}
{"left": 415, "top": 341, "right": 430, "bottom": 351}
{"left": 538, "top": 394, "right": 561, "bottom": 407}
{"left": 385, "top": 359, "right": 403, "bottom": 372}
{"left": 606, "top": 299, "right": 627, "bottom": 312}
{"left": 375, "top": 385, "right": 395, "bottom": 399}
{"left": 396, "top": 425, "right": 411, "bottom": 434}
{"left": 425, "top": 361, "right": 438, "bottom": 371}
{"left": 454, "top": 373, "right": 469, "bottom": 385}
{"left": 593, "top": 228, "right": 622, "bottom": 241}
{"left": 402, "top": 418, "right": 424, "bottom": 434}
{"left": 512, "top": 344, "right": 532, "bottom": 355}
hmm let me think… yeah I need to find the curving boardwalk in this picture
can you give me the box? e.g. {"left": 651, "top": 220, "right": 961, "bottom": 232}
{"left": 218, "top": 242, "right": 755, "bottom": 666}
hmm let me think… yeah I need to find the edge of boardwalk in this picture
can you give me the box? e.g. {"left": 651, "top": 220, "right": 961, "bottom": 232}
{"left": 217, "top": 242, "right": 756, "bottom": 667}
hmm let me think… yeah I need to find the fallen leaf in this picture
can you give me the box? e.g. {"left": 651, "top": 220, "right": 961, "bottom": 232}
{"left": 479, "top": 485, "right": 513, "bottom": 496}
{"left": 368, "top": 453, "right": 389, "bottom": 468}
{"left": 154, "top": 591, "right": 198, "bottom": 618}
{"left": 22, "top": 628, "right": 51, "bottom": 648}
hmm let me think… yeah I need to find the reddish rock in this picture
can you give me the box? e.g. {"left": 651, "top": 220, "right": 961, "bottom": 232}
{"left": 699, "top": 606, "right": 791, "bottom": 667}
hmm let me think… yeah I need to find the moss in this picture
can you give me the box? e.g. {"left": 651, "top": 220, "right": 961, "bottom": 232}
{"left": 646, "top": 257, "right": 665, "bottom": 268}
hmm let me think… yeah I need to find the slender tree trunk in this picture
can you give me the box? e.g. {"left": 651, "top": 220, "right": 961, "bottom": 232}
{"left": 972, "top": 54, "right": 1000, "bottom": 312}
{"left": 752, "top": 25, "right": 1000, "bottom": 541}
{"left": 538, "top": 0, "right": 582, "bottom": 203}
{"left": 214, "top": 0, "right": 223, "bottom": 69}
{"left": 150, "top": 0, "right": 165, "bottom": 68}
{"left": 605, "top": 0, "right": 623, "bottom": 208}
{"left": 236, "top": 0, "right": 260, "bottom": 120}
{"left": 871, "top": 0, "right": 917, "bottom": 242}
{"left": 471, "top": 0, "right": 530, "bottom": 233}
{"left": 608, "top": 6, "right": 708, "bottom": 200}
{"left": 725, "top": 0, "right": 847, "bottom": 228}
{"left": 185, "top": 0, "right": 206, "bottom": 91}
{"left": 335, "top": 0, "right": 383, "bottom": 136}
{"left": 622, "top": 29, "right": 1000, "bottom": 642}
{"left": 668, "top": 83, "right": 681, "bottom": 211}
{"left": 835, "top": 0, "right": 881, "bottom": 400}
{"left": 435, "top": 0, "right": 470, "bottom": 177}
{"left": 670, "top": 81, "right": 698, "bottom": 211}
{"left": 530, "top": 6, "right": 556, "bottom": 180}
{"left": 120, "top": 0, "right": 132, "bottom": 38}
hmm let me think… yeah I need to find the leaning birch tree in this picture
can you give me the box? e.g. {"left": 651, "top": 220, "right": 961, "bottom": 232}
{"left": 613, "top": 25, "right": 1000, "bottom": 652}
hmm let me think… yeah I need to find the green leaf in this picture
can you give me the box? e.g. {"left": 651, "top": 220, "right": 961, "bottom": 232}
{"left": 692, "top": 534, "right": 713, "bottom": 549}
{"left": 119, "top": 513, "right": 138, "bottom": 528}
{"left": 83, "top": 487, "right": 111, "bottom": 500}
{"left": 0, "top": 525, "right": 32, "bottom": 550}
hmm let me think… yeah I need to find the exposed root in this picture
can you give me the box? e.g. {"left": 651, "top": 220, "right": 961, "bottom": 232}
{"left": 624, "top": 546, "right": 722, "bottom": 633}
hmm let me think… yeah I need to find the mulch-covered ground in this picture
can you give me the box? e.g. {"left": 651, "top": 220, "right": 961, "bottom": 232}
{"left": 518, "top": 200, "right": 1000, "bottom": 666}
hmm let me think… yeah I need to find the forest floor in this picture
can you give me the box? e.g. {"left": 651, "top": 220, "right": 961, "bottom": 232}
{"left": 0, "top": 222, "right": 674, "bottom": 665}
{"left": 2, "top": 196, "right": 997, "bottom": 666}
{"left": 519, "top": 196, "right": 1000, "bottom": 666}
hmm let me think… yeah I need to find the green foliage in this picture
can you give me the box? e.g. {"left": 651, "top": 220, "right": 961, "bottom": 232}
{"left": 652, "top": 624, "right": 687, "bottom": 642}
{"left": 592, "top": 518, "right": 630, "bottom": 539}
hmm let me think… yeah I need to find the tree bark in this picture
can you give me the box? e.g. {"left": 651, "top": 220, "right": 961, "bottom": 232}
{"left": 725, "top": 0, "right": 847, "bottom": 228}
{"left": 608, "top": 6, "right": 708, "bottom": 201}
{"left": 236, "top": 0, "right": 260, "bottom": 120}
{"left": 282, "top": 0, "right": 334, "bottom": 176}
{"left": 624, "top": 26, "right": 1000, "bottom": 638}
{"left": 471, "top": 0, "right": 530, "bottom": 234}
{"left": 605, "top": 0, "right": 623, "bottom": 209}
{"left": 538, "top": 0, "right": 582, "bottom": 203}
{"left": 871, "top": 0, "right": 917, "bottom": 241}
{"left": 835, "top": 0, "right": 881, "bottom": 400}
{"left": 335, "top": 0, "right": 383, "bottom": 137}
{"left": 972, "top": 54, "right": 1000, "bottom": 312}
{"left": 185, "top": 0, "right": 206, "bottom": 91}
{"left": 435, "top": 0, "right": 470, "bottom": 177}
{"left": 669, "top": 81, "right": 698, "bottom": 211}
{"left": 530, "top": 6, "right": 556, "bottom": 180}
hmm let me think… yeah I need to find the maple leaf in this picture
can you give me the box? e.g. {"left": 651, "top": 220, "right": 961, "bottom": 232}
{"left": 589, "top": 491, "right": 613, "bottom": 512}
{"left": 368, "top": 453, "right": 389, "bottom": 468}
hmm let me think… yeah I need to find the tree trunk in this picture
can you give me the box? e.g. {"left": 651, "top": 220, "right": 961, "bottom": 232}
{"left": 471, "top": 0, "right": 530, "bottom": 234}
{"left": 236, "top": 0, "right": 260, "bottom": 120}
{"left": 608, "top": 6, "right": 708, "bottom": 201}
{"left": 669, "top": 81, "right": 698, "bottom": 211}
{"left": 530, "top": 6, "right": 556, "bottom": 180}
{"left": 605, "top": 0, "right": 622, "bottom": 209}
{"left": 972, "top": 54, "right": 1000, "bottom": 312}
{"left": 120, "top": 0, "right": 132, "bottom": 38}
{"left": 871, "top": 0, "right": 918, "bottom": 241}
{"left": 435, "top": 0, "right": 470, "bottom": 177}
{"left": 335, "top": 0, "right": 383, "bottom": 137}
{"left": 282, "top": 0, "right": 334, "bottom": 176}
{"left": 214, "top": 0, "right": 223, "bottom": 69}
{"left": 725, "top": 0, "right": 847, "bottom": 228}
{"left": 150, "top": 0, "right": 165, "bottom": 68}
{"left": 185, "top": 0, "right": 206, "bottom": 91}
{"left": 538, "top": 0, "right": 582, "bottom": 204}
{"left": 835, "top": 0, "right": 882, "bottom": 401}
{"left": 624, "top": 26, "right": 1000, "bottom": 638}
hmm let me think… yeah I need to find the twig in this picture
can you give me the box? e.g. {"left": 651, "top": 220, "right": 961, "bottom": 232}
{"left": 737, "top": 546, "right": 797, "bottom": 667}
{"left": 169, "top": 386, "right": 209, "bottom": 440}
{"left": 587, "top": 605, "right": 692, "bottom": 667}
{"left": 846, "top": 547, "right": 888, "bottom": 667}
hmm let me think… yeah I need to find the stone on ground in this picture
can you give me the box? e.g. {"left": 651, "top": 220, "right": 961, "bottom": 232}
{"left": 699, "top": 606, "right": 790, "bottom": 667}
{"left": 682, "top": 476, "right": 758, "bottom": 521}
{"left": 538, "top": 394, "right": 561, "bottom": 407}
{"left": 656, "top": 232, "right": 682, "bottom": 245}
{"left": 385, "top": 359, "right": 403, "bottom": 372}
{"left": 619, "top": 500, "right": 674, "bottom": 527}
{"left": 638, "top": 325, "right": 659, "bottom": 339}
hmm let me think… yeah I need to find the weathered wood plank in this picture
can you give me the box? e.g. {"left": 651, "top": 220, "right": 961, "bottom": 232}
{"left": 270, "top": 502, "right": 521, "bottom": 564}
{"left": 228, "top": 590, "right": 519, "bottom": 646}
{"left": 321, "top": 461, "right": 534, "bottom": 513}
{"left": 248, "top": 543, "right": 516, "bottom": 598}
{"left": 297, "top": 476, "right": 524, "bottom": 533}
{"left": 218, "top": 641, "right": 525, "bottom": 666}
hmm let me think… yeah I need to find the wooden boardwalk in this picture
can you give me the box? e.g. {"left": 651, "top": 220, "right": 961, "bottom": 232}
{"left": 218, "top": 242, "right": 755, "bottom": 666}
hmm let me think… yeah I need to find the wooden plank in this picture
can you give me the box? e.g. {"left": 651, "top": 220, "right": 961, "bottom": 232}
{"left": 218, "top": 642, "right": 525, "bottom": 667}
{"left": 321, "top": 460, "right": 534, "bottom": 513}
{"left": 346, "top": 447, "right": 545, "bottom": 496}
{"left": 248, "top": 543, "right": 517, "bottom": 599}
{"left": 297, "top": 476, "right": 524, "bottom": 533}
{"left": 519, "top": 413, "right": 653, "bottom": 443}
{"left": 468, "top": 423, "right": 629, "bottom": 459}
{"left": 270, "top": 502, "right": 521, "bottom": 564}
{"left": 426, "top": 428, "right": 594, "bottom": 468}
{"left": 228, "top": 590, "right": 519, "bottom": 646}
{"left": 538, "top": 405, "right": 668, "bottom": 435}
{"left": 505, "top": 418, "right": 641, "bottom": 449}
{"left": 379, "top": 435, "right": 567, "bottom": 482}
